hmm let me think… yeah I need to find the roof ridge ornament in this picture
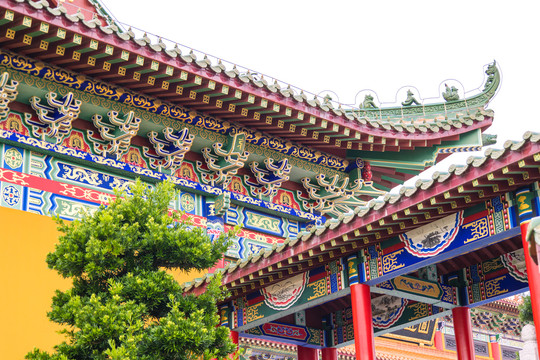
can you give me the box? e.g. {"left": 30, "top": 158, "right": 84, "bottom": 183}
{"left": 361, "top": 94, "right": 378, "bottom": 109}
{"left": 401, "top": 89, "right": 421, "bottom": 107}
{"left": 442, "top": 83, "right": 460, "bottom": 102}
{"left": 483, "top": 61, "right": 498, "bottom": 91}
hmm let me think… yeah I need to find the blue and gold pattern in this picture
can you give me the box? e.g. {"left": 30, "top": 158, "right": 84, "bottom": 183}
{"left": 0, "top": 51, "right": 348, "bottom": 172}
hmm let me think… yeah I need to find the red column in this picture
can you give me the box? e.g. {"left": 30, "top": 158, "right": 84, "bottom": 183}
{"left": 452, "top": 307, "right": 475, "bottom": 360}
{"left": 434, "top": 330, "right": 444, "bottom": 351}
{"left": 297, "top": 346, "right": 318, "bottom": 360}
{"left": 351, "top": 283, "right": 376, "bottom": 360}
{"left": 321, "top": 347, "right": 338, "bottom": 360}
{"left": 490, "top": 340, "right": 502, "bottom": 360}
{"left": 230, "top": 330, "right": 239, "bottom": 359}
{"left": 521, "top": 221, "right": 540, "bottom": 347}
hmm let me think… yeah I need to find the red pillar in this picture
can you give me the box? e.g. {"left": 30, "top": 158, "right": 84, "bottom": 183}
{"left": 452, "top": 307, "right": 475, "bottom": 360}
{"left": 297, "top": 346, "right": 318, "bottom": 360}
{"left": 351, "top": 283, "right": 376, "bottom": 360}
{"left": 490, "top": 339, "right": 502, "bottom": 360}
{"left": 230, "top": 330, "right": 239, "bottom": 359}
{"left": 434, "top": 330, "right": 444, "bottom": 351}
{"left": 321, "top": 347, "right": 338, "bottom": 360}
{"left": 521, "top": 221, "right": 540, "bottom": 347}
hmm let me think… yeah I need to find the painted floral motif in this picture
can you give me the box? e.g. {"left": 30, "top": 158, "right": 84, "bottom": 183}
{"left": 262, "top": 273, "right": 308, "bottom": 310}
{"left": 501, "top": 249, "right": 528, "bottom": 283}
{"left": 4, "top": 147, "right": 22, "bottom": 169}
{"left": 372, "top": 295, "right": 408, "bottom": 329}
{"left": 400, "top": 212, "right": 464, "bottom": 257}
{"left": 2, "top": 185, "right": 20, "bottom": 206}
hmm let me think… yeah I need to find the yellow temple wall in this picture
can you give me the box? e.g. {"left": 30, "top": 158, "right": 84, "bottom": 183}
{"left": 0, "top": 206, "right": 69, "bottom": 359}
{"left": 0, "top": 206, "right": 205, "bottom": 358}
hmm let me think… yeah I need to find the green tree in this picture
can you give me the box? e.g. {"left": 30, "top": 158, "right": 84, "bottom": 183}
{"left": 27, "top": 180, "right": 237, "bottom": 360}
{"left": 519, "top": 294, "right": 534, "bottom": 325}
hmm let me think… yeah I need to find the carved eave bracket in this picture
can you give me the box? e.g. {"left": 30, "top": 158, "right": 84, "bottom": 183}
{"left": 196, "top": 132, "right": 249, "bottom": 187}
{"left": 28, "top": 91, "right": 82, "bottom": 144}
{"left": 302, "top": 161, "right": 385, "bottom": 217}
{"left": 302, "top": 174, "right": 363, "bottom": 217}
{"left": 144, "top": 127, "right": 194, "bottom": 173}
{"left": 249, "top": 158, "right": 292, "bottom": 198}
{"left": 88, "top": 110, "right": 141, "bottom": 160}
{"left": 0, "top": 72, "right": 19, "bottom": 121}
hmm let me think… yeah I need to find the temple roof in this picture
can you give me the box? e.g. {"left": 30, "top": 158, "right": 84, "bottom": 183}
{"left": 185, "top": 131, "right": 540, "bottom": 295}
{"left": 3, "top": 0, "right": 499, "bottom": 189}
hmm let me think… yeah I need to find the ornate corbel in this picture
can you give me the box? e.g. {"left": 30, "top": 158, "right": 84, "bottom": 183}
{"left": 249, "top": 158, "right": 291, "bottom": 199}
{"left": 0, "top": 72, "right": 19, "bottom": 121}
{"left": 88, "top": 110, "right": 141, "bottom": 159}
{"left": 302, "top": 165, "right": 383, "bottom": 217}
{"left": 27, "top": 91, "right": 82, "bottom": 143}
{"left": 144, "top": 127, "right": 194, "bottom": 172}
{"left": 196, "top": 132, "right": 249, "bottom": 187}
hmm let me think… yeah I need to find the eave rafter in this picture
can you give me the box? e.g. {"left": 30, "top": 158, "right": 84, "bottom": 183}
{"left": 1, "top": 1, "right": 496, "bottom": 161}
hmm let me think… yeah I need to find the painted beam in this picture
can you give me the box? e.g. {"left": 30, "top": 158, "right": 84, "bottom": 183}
{"left": 360, "top": 212, "right": 521, "bottom": 285}
{"left": 230, "top": 259, "right": 347, "bottom": 332}
{"left": 465, "top": 272, "right": 529, "bottom": 307}
{"left": 0, "top": 133, "right": 320, "bottom": 222}
{"left": 373, "top": 275, "right": 457, "bottom": 309}
{"left": 327, "top": 300, "right": 451, "bottom": 347}
{"left": 243, "top": 322, "right": 325, "bottom": 348}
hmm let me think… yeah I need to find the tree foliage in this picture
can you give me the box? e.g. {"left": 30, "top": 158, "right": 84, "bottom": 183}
{"left": 27, "top": 180, "right": 237, "bottom": 360}
{"left": 519, "top": 295, "right": 534, "bottom": 325}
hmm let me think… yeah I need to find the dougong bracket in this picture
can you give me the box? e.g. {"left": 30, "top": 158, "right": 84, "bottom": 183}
{"left": 0, "top": 72, "right": 19, "bottom": 121}
{"left": 197, "top": 132, "right": 249, "bottom": 187}
{"left": 249, "top": 158, "right": 292, "bottom": 198}
{"left": 89, "top": 110, "right": 141, "bottom": 159}
{"left": 144, "top": 127, "right": 194, "bottom": 172}
{"left": 302, "top": 173, "right": 364, "bottom": 217}
{"left": 28, "top": 91, "right": 82, "bottom": 144}
{"left": 302, "top": 160, "right": 384, "bottom": 217}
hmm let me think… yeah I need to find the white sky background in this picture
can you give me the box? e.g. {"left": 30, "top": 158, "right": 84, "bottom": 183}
{"left": 102, "top": 0, "right": 539, "bottom": 185}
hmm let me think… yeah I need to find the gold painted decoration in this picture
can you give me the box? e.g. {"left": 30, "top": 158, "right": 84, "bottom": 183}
{"left": 0, "top": 112, "right": 28, "bottom": 136}
{"left": 89, "top": 110, "right": 141, "bottom": 160}
{"left": 0, "top": 52, "right": 349, "bottom": 172}
{"left": 0, "top": 72, "right": 18, "bottom": 120}
{"left": 28, "top": 91, "right": 81, "bottom": 144}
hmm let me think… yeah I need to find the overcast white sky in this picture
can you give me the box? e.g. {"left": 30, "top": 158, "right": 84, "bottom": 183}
{"left": 102, "top": 0, "right": 539, "bottom": 179}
